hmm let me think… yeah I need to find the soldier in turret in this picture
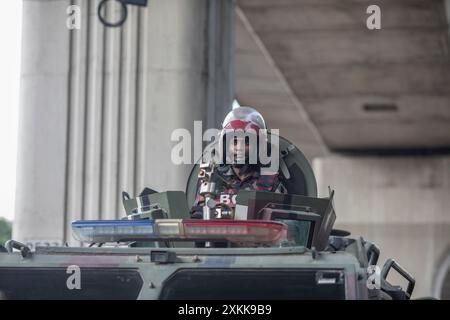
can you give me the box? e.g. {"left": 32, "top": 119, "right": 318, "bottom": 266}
{"left": 190, "top": 106, "right": 287, "bottom": 219}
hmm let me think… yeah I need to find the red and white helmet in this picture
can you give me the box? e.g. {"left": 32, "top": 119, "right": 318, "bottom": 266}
{"left": 222, "top": 106, "right": 266, "bottom": 132}
{"left": 219, "top": 106, "right": 267, "bottom": 165}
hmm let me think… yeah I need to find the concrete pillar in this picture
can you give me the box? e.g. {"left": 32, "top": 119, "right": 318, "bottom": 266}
{"left": 14, "top": 0, "right": 71, "bottom": 246}
{"left": 313, "top": 156, "right": 450, "bottom": 298}
{"left": 14, "top": 0, "right": 234, "bottom": 246}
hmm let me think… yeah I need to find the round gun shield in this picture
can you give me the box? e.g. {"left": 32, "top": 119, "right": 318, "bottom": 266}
{"left": 185, "top": 133, "right": 317, "bottom": 207}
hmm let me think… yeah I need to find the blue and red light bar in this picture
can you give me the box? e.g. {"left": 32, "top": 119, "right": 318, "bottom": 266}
{"left": 72, "top": 219, "right": 155, "bottom": 243}
{"left": 71, "top": 219, "right": 287, "bottom": 245}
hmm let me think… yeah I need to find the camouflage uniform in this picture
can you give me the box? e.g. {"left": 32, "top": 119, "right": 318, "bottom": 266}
{"left": 190, "top": 164, "right": 287, "bottom": 219}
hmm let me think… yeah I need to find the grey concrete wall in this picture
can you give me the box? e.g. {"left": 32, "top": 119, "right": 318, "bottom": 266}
{"left": 14, "top": 0, "right": 71, "bottom": 245}
{"left": 446, "top": 0, "right": 450, "bottom": 58}
{"left": 313, "top": 156, "right": 450, "bottom": 298}
{"left": 14, "top": 0, "right": 234, "bottom": 245}
{"left": 238, "top": 0, "right": 450, "bottom": 151}
{"left": 446, "top": 0, "right": 450, "bottom": 35}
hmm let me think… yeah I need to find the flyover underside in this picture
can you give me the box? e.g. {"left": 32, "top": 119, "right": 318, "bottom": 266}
{"left": 237, "top": 0, "right": 450, "bottom": 152}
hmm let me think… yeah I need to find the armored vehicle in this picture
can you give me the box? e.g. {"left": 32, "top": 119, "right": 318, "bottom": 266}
{"left": 0, "top": 135, "right": 415, "bottom": 300}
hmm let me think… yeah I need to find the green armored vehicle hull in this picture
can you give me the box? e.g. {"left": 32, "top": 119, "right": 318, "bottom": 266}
{"left": 0, "top": 239, "right": 413, "bottom": 300}
{"left": 0, "top": 136, "right": 415, "bottom": 300}
{"left": 0, "top": 246, "right": 364, "bottom": 300}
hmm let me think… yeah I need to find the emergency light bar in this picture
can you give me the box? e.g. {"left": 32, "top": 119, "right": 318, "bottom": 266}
{"left": 183, "top": 220, "right": 286, "bottom": 243}
{"left": 72, "top": 219, "right": 156, "bottom": 243}
{"left": 71, "top": 219, "right": 287, "bottom": 245}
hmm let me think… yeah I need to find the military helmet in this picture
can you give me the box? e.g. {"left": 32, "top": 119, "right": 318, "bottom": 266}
{"left": 222, "top": 106, "right": 266, "bottom": 131}
{"left": 219, "top": 106, "right": 267, "bottom": 166}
